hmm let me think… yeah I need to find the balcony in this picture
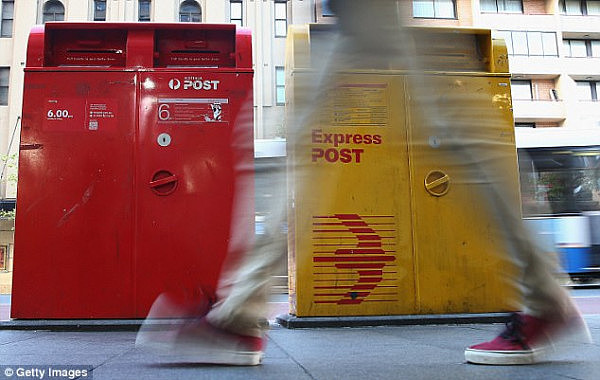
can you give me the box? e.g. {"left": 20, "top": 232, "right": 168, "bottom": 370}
{"left": 477, "top": 13, "right": 557, "bottom": 31}
{"left": 512, "top": 99, "right": 566, "bottom": 122}
{"left": 562, "top": 57, "right": 600, "bottom": 77}
{"left": 508, "top": 56, "right": 562, "bottom": 76}
{"left": 564, "top": 100, "right": 600, "bottom": 128}
{"left": 560, "top": 15, "right": 600, "bottom": 34}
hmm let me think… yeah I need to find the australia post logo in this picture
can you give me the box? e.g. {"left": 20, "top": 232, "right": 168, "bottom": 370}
{"left": 168, "top": 77, "right": 220, "bottom": 91}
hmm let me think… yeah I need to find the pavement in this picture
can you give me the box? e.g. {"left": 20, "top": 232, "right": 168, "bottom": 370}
{"left": 0, "top": 293, "right": 599, "bottom": 380}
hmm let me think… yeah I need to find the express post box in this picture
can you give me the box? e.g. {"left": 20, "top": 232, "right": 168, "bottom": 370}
{"left": 12, "top": 23, "right": 254, "bottom": 319}
{"left": 286, "top": 25, "right": 520, "bottom": 317}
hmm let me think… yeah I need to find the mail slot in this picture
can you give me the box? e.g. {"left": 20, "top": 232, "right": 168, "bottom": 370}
{"left": 12, "top": 23, "right": 254, "bottom": 319}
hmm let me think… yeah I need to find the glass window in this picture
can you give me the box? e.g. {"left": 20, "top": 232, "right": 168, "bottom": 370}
{"left": 274, "top": 1, "right": 287, "bottom": 37}
{"left": 413, "top": 0, "right": 435, "bottom": 17}
{"left": 276, "top": 67, "right": 285, "bottom": 105}
{"left": 179, "top": 0, "right": 201, "bottom": 22}
{"left": 43, "top": 0, "right": 65, "bottom": 23}
{"left": 139, "top": 0, "right": 151, "bottom": 22}
{"left": 434, "top": 0, "right": 455, "bottom": 17}
{"left": 541, "top": 32, "right": 558, "bottom": 56}
{"left": 518, "top": 148, "right": 600, "bottom": 217}
{"left": 94, "top": 0, "right": 106, "bottom": 21}
{"left": 567, "top": 40, "right": 587, "bottom": 57}
{"left": 1, "top": 0, "right": 14, "bottom": 38}
{"left": 230, "top": 1, "right": 243, "bottom": 27}
{"left": 481, "top": 0, "right": 497, "bottom": 12}
{"left": 499, "top": 31, "right": 557, "bottom": 57}
{"left": 564, "top": 0, "right": 583, "bottom": 14}
{"left": 527, "top": 32, "right": 544, "bottom": 56}
{"left": 511, "top": 80, "right": 532, "bottom": 100}
{"left": 587, "top": 0, "right": 600, "bottom": 15}
{"left": 512, "top": 31, "right": 528, "bottom": 55}
{"left": 576, "top": 81, "right": 594, "bottom": 101}
{"left": 481, "top": 0, "right": 523, "bottom": 13}
{"left": 322, "top": 0, "right": 335, "bottom": 16}
{"left": 592, "top": 40, "right": 600, "bottom": 57}
{"left": 0, "top": 67, "right": 8, "bottom": 106}
{"left": 504, "top": 0, "right": 523, "bottom": 12}
{"left": 413, "top": 0, "right": 455, "bottom": 18}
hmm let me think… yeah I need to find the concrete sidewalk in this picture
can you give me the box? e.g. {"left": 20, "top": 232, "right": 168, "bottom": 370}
{"left": 0, "top": 314, "right": 598, "bottom": 380}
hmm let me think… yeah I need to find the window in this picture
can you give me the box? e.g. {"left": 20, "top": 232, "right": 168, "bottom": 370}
{"left": 179, "top": 0, "right": 201, "bottom": 22}
{"left": 94, "top": 0, "right": 106, "bottom": 21}
{"left": 564, "top": 0, "right": 584, "bottom": 14}
{"left": 564, "top": 39, "right": 600, "bottom": 57}
{"left": 576, "top": 81, "right": 599, "bottom": 101}
{"left": 322, "top": 0, "right": 335, "bottom": 17}
{"left": 43, "top": 0, "right": 65, "bottom": 23}
{"left": 518, "top": 147, "right": 600, "bottom": 217}
{"left": 413, "top": 0, "right": 456, "bottom": 18}
{"left": 589, "top": 0, "right": 600, "bottom": 14}
{"left": 497, "top": 31, "right": 558, "bottom": 56}
{"left": 1, "top": 0, "right": 14, "bottom": 38}
{"left": 139, "top": 0, "right": 151, "bottom": 22}
{"left": 562, "top": 0, "right": 600, "bottom": 15}
{"left": 481, "top": 0, "right": 523, "bottom": 13}
{"left": 511, "top": 80, "right": 533, "bottom": 100}
{"left": 593, "top": 41, "right": 600, "bottom": 57}
{"left": 274, "top": 1, "right": 287, "bottom": 38}
{"left": 0, "top": 68, "right": 8, "bottom": 106}
{"left": 230, "top": 1, "right": 242, "bottom": 27}
{"left": 276, "top": 67, "right": 285, "bottom": 105}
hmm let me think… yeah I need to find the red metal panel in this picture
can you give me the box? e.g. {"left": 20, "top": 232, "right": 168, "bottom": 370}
{"left": 134, "top": 70, "right": 254, "bottom": 317}
{"left": 12, "top": 22, "right": 254, "bottom": 319}
{"left": 12, "top": 71, "right": 137, "bottom": 318}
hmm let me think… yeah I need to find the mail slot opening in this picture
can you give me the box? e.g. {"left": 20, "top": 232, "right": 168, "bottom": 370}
{"left": 154, "top": 26, "right": 236, "bottom": 67}
{"left": 44, "top": 28, "right": 127, "bottom": 67}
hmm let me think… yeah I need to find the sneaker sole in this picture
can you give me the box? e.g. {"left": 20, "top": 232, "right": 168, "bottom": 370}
{"left": 465, "top": 347, "right": 545, "bottom": 365}
{"left": 173, "top": 344, "right": 263, "bottom": 366}
{"left": 136, "top": 335, "right": 263, "bottom": 366}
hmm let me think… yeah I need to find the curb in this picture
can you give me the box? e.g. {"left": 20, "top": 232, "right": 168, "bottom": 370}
{"left": 0, "top": 319, "right": 144, "bottom": 331}
{"left": 276, "top": 312, "right": 513, "bottom": 329}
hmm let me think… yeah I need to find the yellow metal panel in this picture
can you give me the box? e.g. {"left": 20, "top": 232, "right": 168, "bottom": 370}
{"left": 407, "top": 75, "right": 519, "bottom": 314}
{"left": 286, "top": 25, "right": 519, "bottom": 317}
{"left": 289, "top": 74, "right": 416, "bottom": 316}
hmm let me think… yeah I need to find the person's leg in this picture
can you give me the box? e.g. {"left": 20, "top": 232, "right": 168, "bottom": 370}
{"left": 205, "top": 161, "right": 288, "bottom": 338}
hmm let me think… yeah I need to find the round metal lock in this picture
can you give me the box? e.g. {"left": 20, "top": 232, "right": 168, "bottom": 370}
{"left": 424, "top": 170, "right": 450, "bottom": 197}
{"left": 149, "top": 170, "right": 178, "bottom": 196}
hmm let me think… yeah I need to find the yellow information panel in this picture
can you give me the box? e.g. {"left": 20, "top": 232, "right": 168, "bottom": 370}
{"left": 286, "top": 25, "right": 518, "bottom": 317}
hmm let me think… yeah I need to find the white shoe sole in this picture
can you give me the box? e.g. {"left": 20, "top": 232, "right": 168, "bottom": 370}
{"left": 136, "top": 325, "right": 263, "bottom": 366}
{"left": 465, "top": 347, "right": 546, "bottom": 365}
{"left": 172, "top": 344, "right": 263, "bottom": 366}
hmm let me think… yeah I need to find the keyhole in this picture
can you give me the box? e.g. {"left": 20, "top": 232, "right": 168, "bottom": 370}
{"left": 157, "top": 133, "right": 171, "bottom": 147}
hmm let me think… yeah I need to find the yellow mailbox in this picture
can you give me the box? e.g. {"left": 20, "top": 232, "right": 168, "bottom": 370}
{"left": 286, "top": 25, "right": 520, "bottom": 317}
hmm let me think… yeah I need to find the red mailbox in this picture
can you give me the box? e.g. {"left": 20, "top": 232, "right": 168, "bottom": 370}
{"left": 12, "top": 23, "right": 254, "bottom": 319}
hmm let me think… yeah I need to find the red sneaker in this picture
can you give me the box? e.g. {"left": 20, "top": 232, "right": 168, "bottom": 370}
{"left": 136, "top": 316, "right": 265, "bottom": 366}
{"left": 465, "top": 311, "right": 590, "bottom": 365}
{"left": 172, "top": 318, "right": 265, "bottom": 366}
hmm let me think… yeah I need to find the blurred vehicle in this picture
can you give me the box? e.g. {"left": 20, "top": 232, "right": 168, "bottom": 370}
{"left": 519, "top": 143, "right": 600, "bottom": 281}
